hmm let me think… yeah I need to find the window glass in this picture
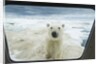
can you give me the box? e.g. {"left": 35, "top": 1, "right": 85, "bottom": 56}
{"left": 4, "top": 5, "right": 95, "bottom": 61}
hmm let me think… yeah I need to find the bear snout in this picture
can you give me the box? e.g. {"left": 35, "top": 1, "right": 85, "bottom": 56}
{"left": 51, "top": 31, "right": 58, "bottom": 38}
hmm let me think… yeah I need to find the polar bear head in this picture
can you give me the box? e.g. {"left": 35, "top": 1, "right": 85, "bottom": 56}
{"left": 47, "top": 23, "right": 65, "bottom": 41}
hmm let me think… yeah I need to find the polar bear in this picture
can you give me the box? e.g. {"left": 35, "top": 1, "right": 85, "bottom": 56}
{"left": 46, "top": 23, "right": 65, "bottom": 59}
{"left": 46, "top": 23, "right": 84, "bottom": 60}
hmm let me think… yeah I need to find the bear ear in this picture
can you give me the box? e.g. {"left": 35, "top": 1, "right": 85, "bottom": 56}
{"left": 62, "top": 24, "right": 65, "bottom": 28}
{"left": 47, "top": 24, "right": 50, "bottom": 27}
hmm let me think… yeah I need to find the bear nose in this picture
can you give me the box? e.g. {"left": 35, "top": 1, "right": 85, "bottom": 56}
{"left": 52, "top": 31, "right": 58, "bottom": 38}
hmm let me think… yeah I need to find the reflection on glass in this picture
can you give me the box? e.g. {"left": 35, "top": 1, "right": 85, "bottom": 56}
{"left": 4, "top": 5, "right": 95, "bottom": 61}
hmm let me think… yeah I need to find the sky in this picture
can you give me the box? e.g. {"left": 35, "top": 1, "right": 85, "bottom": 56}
{"left": 5, "top": 5, "right": 95, "bottom": 21}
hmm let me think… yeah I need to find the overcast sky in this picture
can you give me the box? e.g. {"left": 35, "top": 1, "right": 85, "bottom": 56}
{"left": 5, "top": 5, "right": 95, "bottom": 21}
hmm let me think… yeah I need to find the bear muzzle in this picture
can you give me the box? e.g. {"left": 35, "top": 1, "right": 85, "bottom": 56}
{"left": 51, "top": 31, "right": 58, "bottom": 38}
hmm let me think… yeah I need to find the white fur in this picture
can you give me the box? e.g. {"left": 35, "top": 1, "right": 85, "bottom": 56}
{"left": 46, "top": 23, "right": 64, "bottom": 59}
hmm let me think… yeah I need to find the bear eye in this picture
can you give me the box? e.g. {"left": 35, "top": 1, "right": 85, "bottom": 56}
{"left": 62, "top": 24, "right": 65, "bottom": 28}
{"left": 47, "top": 24, "right": 50, "bottom": 27}
{"left": 19, "top": 39, "right": 24, "bottom": 42}
{"left": 58, "top": 27, "right": 60, "bottom": 30}
{"left": 50, "top": 27, "right": 53, "bottom": 29}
